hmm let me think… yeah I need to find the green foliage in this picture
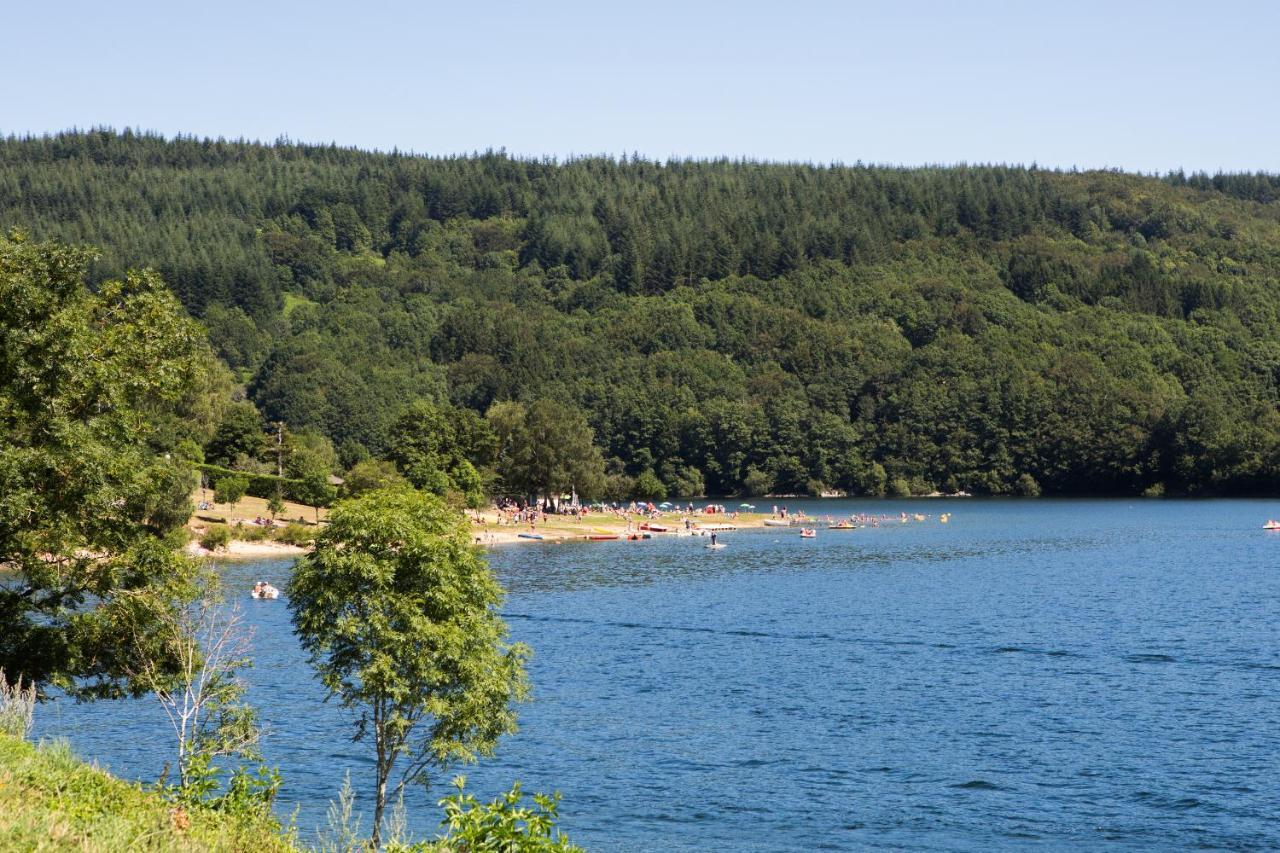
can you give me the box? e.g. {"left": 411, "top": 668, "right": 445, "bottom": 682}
{"left": 161, "top": 752, "right": 281, "bottom": 822}
{"left": 488, "top": 400, "right": 606, "bottom": 503}
{"left": 0, "top": 734, "right": 297, "bottom": 851}
{"left": 277, "top": 522, "right": 314, "bottom": 547}
{"left": 388, "top": 401, "right": 491, "bottom": 507}
{"left": 232, "top": 522, "right": 270, "bottom": 542}
{"left": 200, "top": 525, "right": 232, "bottom": 551}
{"left": 742, "top": 466, "right": 774, "bottom": 497}
{"left": 207, "top": 401, "right": 268, "bottom": 468}
{"left": 213, "top": 474, "right": 250, "bottom": 507}
{"left": 389, "top": 776, "right": 581, "bottom": 852}
{"left": 631, "top": 469, "right": 667, "bottom": 500}
{"left": 287, "top": 486, "right": 530, "bottom": 847}
{"left": 0, "top": 232, "right": 215, "bottom": 698}
{"left": 198, "top": 462, "right": 308, "bottom": 504}
{"left": 343, "top": 458, "right": 407, "bottom": 497}
{"left": 12, "top": 132, "right": 1280, "bottom": 496}
{"left": 887, "top": 477, "right": 912, "bottom": 498}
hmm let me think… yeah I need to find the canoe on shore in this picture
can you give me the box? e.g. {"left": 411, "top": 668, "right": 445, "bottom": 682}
{"left": 763, "top": 519, "right": 793, "bottom": 527}
{"left": 517, "top": 532, "right": 544, "bottom": 540}
{"left": 585, "top": 534, "right": 620, "bottom": 540}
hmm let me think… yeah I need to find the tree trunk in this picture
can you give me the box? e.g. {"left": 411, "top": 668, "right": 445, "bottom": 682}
{"left": 372, "top": 774, "right": 386, "bottom": 849}
{"left": 372, "top": 713, "right": 387, "bottom": 849}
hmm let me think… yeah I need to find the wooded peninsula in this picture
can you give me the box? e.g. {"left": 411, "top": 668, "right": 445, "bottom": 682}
{"left": 5, "top": 129, "right": 1280, "bottom": 498}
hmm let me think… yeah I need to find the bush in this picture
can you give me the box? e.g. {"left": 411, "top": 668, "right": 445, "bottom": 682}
{"left": 213, "top": 475, "right": 249, "bottom": 507}
{"left": 277, "top": 523, "right": 313, "bottom": 547}
{"left": 197, "top": 463, "right": 308, "bottom": 504}
{"left": 630, "top": 469, "right": 667, "bottom": 501}
{"left": 886, "top": 477, "right": 912, "bottom": 498}
{"left": 742, "top": 466, "right": 774, "bottom": 497}
{"left": 200, "top": 525, "right": 232, "bottom": 551}
{"left": 388, "top": 777, "right": 581, "bottom": 852}
{"left": 1014, "top": 473, "right": 1042, "bottom": 497}
{"left": 232, "top": 523, "right": 270, "bottom": 542}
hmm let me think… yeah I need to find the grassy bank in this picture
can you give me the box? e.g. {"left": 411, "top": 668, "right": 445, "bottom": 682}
{"left": 0, "top": 734, "right": 298, "bottom": 852}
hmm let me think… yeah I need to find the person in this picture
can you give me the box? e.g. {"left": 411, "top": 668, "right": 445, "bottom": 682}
{"left": 710, "top": 532, "right": 718, "bottom": 547}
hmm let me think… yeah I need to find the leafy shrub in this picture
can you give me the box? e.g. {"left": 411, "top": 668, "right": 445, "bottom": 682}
{"left": 161, "top": 752, "right": 281, "bottom": 822}
{"left": 386, "top": 777, "right": 581, "bottom": 852}
{"left": 887, "top": 477, "right": 912, "bottom": 498}
{"left": 1014, "top": 473, "right": 1042, "bottom": 497}
{"left": 277, "top": 523, "right": 313, "bottom": 547}
{"left": 232, "top": 523, "right": 270, "bottom": 542}
{"left": 213, "top": 475, "right": 249, "bottom": 507}
{"left": 200, "top": 525, "right": 232, "bottom": 551}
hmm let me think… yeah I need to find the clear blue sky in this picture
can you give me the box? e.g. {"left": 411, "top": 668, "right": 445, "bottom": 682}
{"left": 5, "top": 0, "right": 1277, "bottom": 172}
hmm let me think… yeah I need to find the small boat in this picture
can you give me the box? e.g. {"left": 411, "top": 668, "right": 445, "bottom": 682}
{"left": 517, "top": 533, "right": 544, "bottom": 540}
{"left": 706, "top": 542, "right": 726, "bottom": 550}
{"left": 799, "top": 528, "right": 817, "bottom": 538}
{"left": 763, "top": 519, "right": 792, "bottom": 528}
{"left": 1265, "top": 520, "right": 1280, "bottom": 530}
{"left": 585, "top": 534, "right": 620, "bottom": 541}
{"left": 250, "top": 582, "right": 280, "bottom": 600}
{"left": 638, "top": 523, "right": 669, "bottom": 533}
{"left": 828, "top": 522, "right": 857, "bottom": 530}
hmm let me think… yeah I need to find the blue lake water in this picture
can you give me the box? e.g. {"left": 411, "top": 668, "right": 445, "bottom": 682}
{"left": 33, "top": 499, "right": 1280, "bottom": 850}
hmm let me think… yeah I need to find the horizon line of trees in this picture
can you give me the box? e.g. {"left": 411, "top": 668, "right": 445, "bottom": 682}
{"left": 7, "top": 131, "right": 1280, "bottom": 498}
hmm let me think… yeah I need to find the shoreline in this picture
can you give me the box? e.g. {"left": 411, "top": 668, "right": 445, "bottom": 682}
{"left": 464, "top": 507, "right": 938, "bottom": 546}
{"left": 184, "top": 539, "right": 308, "bottom": 560}
{"left": 185, "top": 507, "right": 948, "bottom": 558}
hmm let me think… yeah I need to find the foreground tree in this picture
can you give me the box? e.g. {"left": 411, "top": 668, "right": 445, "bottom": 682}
{"left": 0, "top": 233, "right": 219, "bottom": 698}
{"left": 288, "top": 486, "right": 529, "bottom": 848}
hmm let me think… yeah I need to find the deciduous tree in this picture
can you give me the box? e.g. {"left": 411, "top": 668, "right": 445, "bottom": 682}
{"left": 287, "top": 486, "right": 529, "bottom": 848}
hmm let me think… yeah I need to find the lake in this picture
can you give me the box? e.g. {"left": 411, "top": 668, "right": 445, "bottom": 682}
{"left": 33, "top": 499, "right": 1280, "bottom": 850}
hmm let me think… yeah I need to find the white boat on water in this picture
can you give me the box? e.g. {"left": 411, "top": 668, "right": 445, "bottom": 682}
{"left": 1264, "top": 520, "right": 1280, "bottom": 530}
{"left": 251, "top": 581, "right": 280, "bottom": 600}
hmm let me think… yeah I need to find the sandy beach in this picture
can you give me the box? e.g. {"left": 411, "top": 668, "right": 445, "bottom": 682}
{"left": 465, "top": 508, "right": 822, "bottom": 546}
{"left": 185, "top": 539, "right": 308, "bottom": 560}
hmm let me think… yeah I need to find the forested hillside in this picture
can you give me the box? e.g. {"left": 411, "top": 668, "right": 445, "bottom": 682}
{"left": 5, "top": 129, "right": 1280, "bottom": 496}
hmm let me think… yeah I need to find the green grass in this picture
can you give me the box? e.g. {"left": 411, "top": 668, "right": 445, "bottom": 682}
{"left": 0, "top": 735, "right": 299, "bottom": 851}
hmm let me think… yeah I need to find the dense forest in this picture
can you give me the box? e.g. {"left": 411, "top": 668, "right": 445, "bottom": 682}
{"left": 5, "top": 128, "right": 1280, "bottom": 497}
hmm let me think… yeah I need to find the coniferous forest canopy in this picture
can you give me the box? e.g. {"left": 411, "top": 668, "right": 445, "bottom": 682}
{"left": 6, "top": 129, "right": 1280, "bottom": 498}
